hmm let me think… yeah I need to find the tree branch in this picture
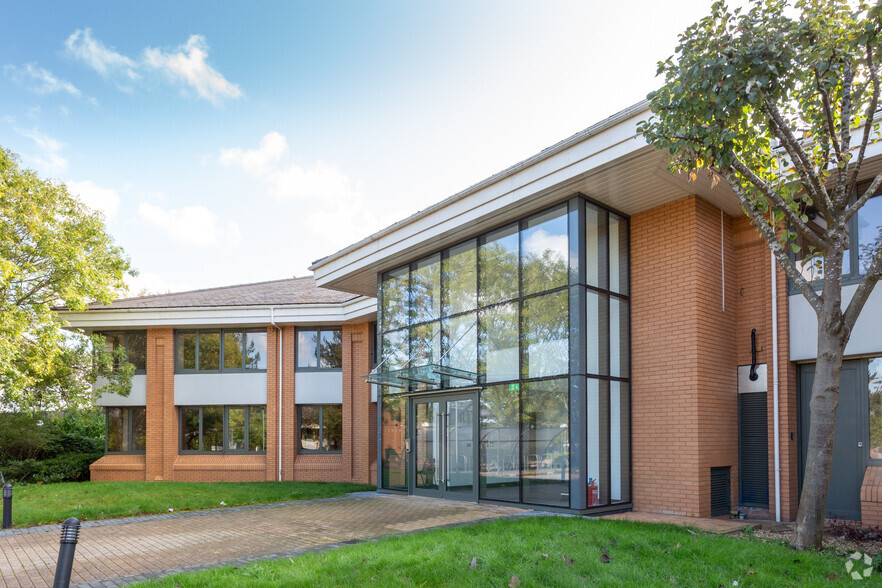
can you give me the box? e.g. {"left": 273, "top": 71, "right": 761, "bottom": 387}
{"left": 723, "top": 169, "right": 824, "bottom": 313}
{"left": 834, "top": 60, "right": 855, "bottom": 208}
{"left": 763, "top": 100, "right": 834, "bottom": 213}
{"left": 847, "top": 42, "right": 881, "bottom": 197}
{"left": 845, "top": 165, "right": 882, "bottom": 223}
{"left": 729, "top": 155, "right": 825, "bottom": 249}
{"left": 816, "top": 67, "right": 843, "bottom": 159}
{"left": 842, "top": 241, "right": 882, "bottom": 331}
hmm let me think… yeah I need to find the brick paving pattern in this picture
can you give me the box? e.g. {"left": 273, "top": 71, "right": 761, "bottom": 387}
{"left": 0, "top": 494, "right": 522, "bottom": 587}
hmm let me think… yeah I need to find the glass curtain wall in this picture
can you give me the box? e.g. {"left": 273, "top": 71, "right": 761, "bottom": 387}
{"left": 377, "top": 197, "right": 630, "bottom": 510}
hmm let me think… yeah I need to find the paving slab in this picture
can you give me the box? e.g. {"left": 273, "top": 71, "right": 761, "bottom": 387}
{"left": 0, "top": 494, "right": 522, "bottom": 587}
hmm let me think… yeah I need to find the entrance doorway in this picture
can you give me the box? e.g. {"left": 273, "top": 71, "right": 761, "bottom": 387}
{"left": 410, "top": 393, "right": 478, "bottom": 500}
{"left": 799, "top": 361, "right": 865, "bottom": 520}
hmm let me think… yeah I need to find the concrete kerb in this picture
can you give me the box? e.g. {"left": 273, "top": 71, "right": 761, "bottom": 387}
{"left": 71, "top": 507, "right": 550, "bottom": 588}
{"left": 0, "top": 490, "right": 386, "bottom": 537}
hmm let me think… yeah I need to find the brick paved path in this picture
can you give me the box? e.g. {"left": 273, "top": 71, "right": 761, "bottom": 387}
{"left": 0, "top": 494, "right": 523, "bottom": 587}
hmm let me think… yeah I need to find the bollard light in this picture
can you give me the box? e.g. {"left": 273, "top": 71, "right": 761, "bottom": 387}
{"left": 52, "top": 517, "right": 80, "bottom": 588}
{"left": 1, "top": 484, "right": 11, "bottom": 529}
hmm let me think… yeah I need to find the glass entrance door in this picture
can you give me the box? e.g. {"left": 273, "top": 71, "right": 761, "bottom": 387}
{"left": 412, "top": 394, "right": 477, "bottom": 500}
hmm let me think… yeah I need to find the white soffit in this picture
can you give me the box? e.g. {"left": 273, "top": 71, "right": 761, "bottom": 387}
{"left": 59, "top": 296, "right": 377, "bottom": 330}
{"left": 310, "top": 103, "right": 742, "bottom": 296}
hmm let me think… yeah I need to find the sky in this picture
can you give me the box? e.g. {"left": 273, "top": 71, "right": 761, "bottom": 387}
{"left": 1, "top": 0, "right": 737, "bottom": 296}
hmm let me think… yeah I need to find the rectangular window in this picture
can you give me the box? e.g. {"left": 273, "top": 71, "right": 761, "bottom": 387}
{"left": 479, "top": 384, "right": 520, "bottom": 502}
{"left": 521, "top": 205, "right": 568, "bottom": 296}
{"left": 296, "top": 328, "right": 343, "bottom": 370}
{"left": 521, "top": 290, "right": 569, "bottom": 379}
{"left": 479, "top": 224, "right": 519, "bottom": 306}
{"left": 97, "top": 331, "right": 147, "bottom": 373}
{"left": 175, "top": 329, "right": 267, "bottom": 373}
{"left": 178, "top": 405, "right": 267, "bottom": 453}
{"left": 520, "top": 378, "right": 569, "bottom": 507}
{"left": 106, "top": 407, "right": 146, "bottom": 453}
{"left": 478, "top": 302, "right": 519, "bottom": 383}
{"left": 298, "top": 405, "right": 343, "bottom": 453}
{"left": 410, "top": 254, "right": 441, "bottom": 324}
{"left": 870, "top": 358, "right": 882, "bottom": 462}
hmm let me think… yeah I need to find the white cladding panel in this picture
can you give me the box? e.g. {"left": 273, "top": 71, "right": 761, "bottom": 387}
{"left": 96, "top": 374, "right": 147, "bottom": 406}
{"left": 790, "top": 284, "right": 882, "bottom": 361}
{"left": 295, "top": 371, "right": 343, "bottom": 404}
{"left": 174, "top": 373, "right": 267, "bottom": 405}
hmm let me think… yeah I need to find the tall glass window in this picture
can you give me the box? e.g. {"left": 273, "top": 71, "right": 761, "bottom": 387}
{"left": 375, "top": 197, "right": 629, "bottom": 508}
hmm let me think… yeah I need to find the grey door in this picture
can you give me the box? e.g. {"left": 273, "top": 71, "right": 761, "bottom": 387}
{"left": 799, "top": 361, "right": 863, "bottom": 520}
{"left": 410, "top": 394, "right": 478, "bottom": 501}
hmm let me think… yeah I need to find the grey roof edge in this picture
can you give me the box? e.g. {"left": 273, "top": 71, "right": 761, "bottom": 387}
{"left": 56, "top": 276, "right": 361, "bottom": 312}
{"left": 309, "top": 99, "right": 652, "bottom": 271}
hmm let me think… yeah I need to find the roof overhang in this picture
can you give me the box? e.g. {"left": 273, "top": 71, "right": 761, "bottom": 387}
{"left": 59, "top": 296, "right": 376, "bottom": 331}
{"left": 310, "top": 101, "right": 744, "bottom": 296}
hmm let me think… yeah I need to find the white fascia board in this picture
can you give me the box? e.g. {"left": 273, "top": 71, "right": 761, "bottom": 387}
{"left": 311, "top": 107, "right": 650, "bottom": 289}
{"left": 59, "top": 297, "right": 377, "bottom": 330}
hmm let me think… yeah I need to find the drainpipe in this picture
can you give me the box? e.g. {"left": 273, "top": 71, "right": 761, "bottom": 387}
{"left": 271, "top": 307, "right": 282, "bottom": 483}
{"left": 771, "top": 252, "right": 781, "bottom": 522}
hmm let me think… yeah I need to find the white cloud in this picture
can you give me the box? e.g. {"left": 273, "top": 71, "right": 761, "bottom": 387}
{"left": 3, "top": 63, "right": 82, "bottom": 97}
{"left": 218, "top": 132, "right": 357, "bottom": 201}
{"left": 65, "top": 28, "right": 138, "bottom": 83}
{"left": 67, "top": 179, "right": 120, "bottom": 221}
{"left": 137, "top": 202, "right": 242, "bottom": 248}
{"left": 218, "top": 131, "right": 287, "bottom": 176}
{"left": 144, "top": 35, "right": 241, "bottom": 104}
{"left": 16, "top": 128, "right": 68, "bottom": 175}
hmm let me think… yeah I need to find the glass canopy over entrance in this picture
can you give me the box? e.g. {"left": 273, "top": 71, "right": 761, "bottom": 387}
{"left": 373, "top": 195, "right": 631, "bottom": 511}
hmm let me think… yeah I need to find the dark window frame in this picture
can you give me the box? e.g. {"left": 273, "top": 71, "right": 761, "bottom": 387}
{"left": 788, "top": 189, "right": 882, "bottom": 293}
{"left": 104, "top": 406, "right": 146, "bottom": 454}
{"left": 294, "top": 327, "right": 344, "bottom": 372}
{"left": 297, "top": 404, "right": 343, "bottom": 454}
{"left": 97, "top": 330, "right": 148, "bottom": 375}
{"left": 174, "top": 328, "right": 268, "bottom": 374}
{"left": 178, "top": 405, "right": 267, "bottom": 454}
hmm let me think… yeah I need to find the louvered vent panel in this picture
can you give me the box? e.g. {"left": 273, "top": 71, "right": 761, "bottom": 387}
{"left": 739, "top": 392, "right": 769, "bottom": 507}
{"left": 710, "top": 467, "right": 730, "bottom": 517}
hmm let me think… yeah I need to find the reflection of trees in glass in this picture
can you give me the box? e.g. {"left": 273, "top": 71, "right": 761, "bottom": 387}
{"left": 521, "top": 378, "right": 569, "bottom": 506}
{"left": 858, "top": 196, "right": 882, "bottom": 273}
{"left": 478, "top": 303, "right": 518, "bottom": 382}
{"left": 132, "top": 407, "right": 146, "bottom": 451}
{"left": 443, "top": 313, "right": 477, "bottom": 373}
{"left": 381, "top": 329, "right": 408, "bottom": 371}
{"left": 521, "top": 208, "right": 568, "bottom": 296}
{"left": 227, "top": 408, "right": 246, "bottom": 450}
{"left": 244, "top": 332, "right": 266, "bottom": 370}
{"left": 182, "top": 408, "right": 200, "bottom": 451}
{"left": 381, "top": 267, "right": 409, "bottom": 332}
{"left": 382, "top": 394, "right": 407, "bottom": 490}
{"left": 410, "top": 255, "right": 441, "bottom": 324}
{"left": 224, "top": 332, "right": 244, "bottom": 369}
{"left": 410, "top": 321, "right": 441, "bottom": 365}
{"left": 178, "top": 331, "right": 196, "bottom": 369}
{"left": 198, "top": 331, "right": 220, "bottom": 371}
{"left": 299, "top": 406, "right": 320, "bottom": 450}
{"left": 870, "top": 359, "right": 882, "bottom": 460}
{"left": 203, "top": 406, "right": 223, "bottom": 451}
{"left": 521, "top": 290, "right": 569, "bottom": 379}
{"left": 249, "top": 406, "right": 266, "bottom": 452}
{"left": 443, "top": 240, "right": 477, "bottom": 316}
{"left": 479, "top": 228, "right": 519, "bottom": 305}
{"left": 319, "top": 330, "right": 342, "bottom": 368}
{"left": 323, "top": 405, "right": 343, "bottom": 451}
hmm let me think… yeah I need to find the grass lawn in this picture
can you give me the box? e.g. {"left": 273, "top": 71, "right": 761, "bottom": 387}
{"left": 133, "top": 516, "right": 856, "bottom": 587}
{"left": 9, "top": 481, "right": 375, "bottom": 527}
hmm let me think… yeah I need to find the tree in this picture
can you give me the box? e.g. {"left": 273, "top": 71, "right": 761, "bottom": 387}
{"left": 639, "top": 0, "right": 882, "bottom": 550}
{"left": 0, "top": 146, "right": 134, "bottom": 411}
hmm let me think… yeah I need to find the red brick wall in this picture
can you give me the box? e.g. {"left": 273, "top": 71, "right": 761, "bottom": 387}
{"left": 631, "top": 195, "right": 738, "bottom": 517}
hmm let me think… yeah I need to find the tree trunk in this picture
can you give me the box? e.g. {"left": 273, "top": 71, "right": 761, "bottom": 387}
{"left": 791, "top": 302, "right": 847, "bottom": 550}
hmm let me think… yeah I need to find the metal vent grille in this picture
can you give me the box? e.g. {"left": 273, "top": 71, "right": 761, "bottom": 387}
{"left": 710, "top": 467, "right": 730, "bottom": 517}
{"left": 739, "top": 392, "right": 769, "bottom": 507}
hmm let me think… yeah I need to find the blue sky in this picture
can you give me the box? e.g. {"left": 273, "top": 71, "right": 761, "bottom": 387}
{"left": 1, "top": 1, "right": 730, "bottom": 295}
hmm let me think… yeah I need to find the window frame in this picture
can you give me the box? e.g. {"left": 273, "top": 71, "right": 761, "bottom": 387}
{"left": 294, "top": 327, "right": 344, "bottom": 372}
{"left": 97, "top": 331, "right": 148, "bottom": 375}
{"left": 104, "top": 406, "right": 146, "bottom": 454}
{"left": 178, "top": 405, "right": 267, "bottom": 454}
{"left": 788, "top": 188, "right": 881, "bottom": 292}
{"left": 297, "top": 404, "right": 343, "bottom": 454}
{"left": 174, "top": 328, "right": 268, "bottom": 374}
